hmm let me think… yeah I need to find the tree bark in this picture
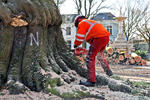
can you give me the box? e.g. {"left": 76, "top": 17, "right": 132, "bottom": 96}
{"left": 0, "top": 0, "right": 88, "bottom": 92}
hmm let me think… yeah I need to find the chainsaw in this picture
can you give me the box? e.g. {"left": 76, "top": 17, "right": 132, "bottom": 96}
{"left": 74, "top": 47, "right": 88, "bottom": 56}
{"left": 74, "top": 47, "right": 112, "bottom": 76}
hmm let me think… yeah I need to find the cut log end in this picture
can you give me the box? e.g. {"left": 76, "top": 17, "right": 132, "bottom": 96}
{"left": 113, "top": 54, "right": 117, "bottom": 58}
{"left": 104, "top": 49, "right": 147, "bottom": 66}
{"left": 134, "top": 56, "right": 141, "bottom": 63}
{"left": 106, "top": 47, "right": 113, "bottom": 55}
{"left": 141, "top": 59, "right": 147, "bottom": 66}
{"left": 125, "top": 53, "right": 130, "bottom": 58}
{"left": 126, "top": 61, "right": 130, "bottom": 65}
{"left": 115, "top": 59, "right": 120, "bottom": 64}
{"left": 130, "top": 59, "right": 135, "bottom": 64}
{"left": 119, "top": 55, "right": 124, "bottom": 61}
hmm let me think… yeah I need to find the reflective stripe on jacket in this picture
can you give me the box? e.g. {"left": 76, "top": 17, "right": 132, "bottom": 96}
{"left": 74, "top": 19, "right": 110, "bottom": 46}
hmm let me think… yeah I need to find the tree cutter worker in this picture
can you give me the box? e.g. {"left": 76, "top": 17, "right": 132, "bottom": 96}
{"left": 74, "top": 15, "right": 113, "bottom": 87}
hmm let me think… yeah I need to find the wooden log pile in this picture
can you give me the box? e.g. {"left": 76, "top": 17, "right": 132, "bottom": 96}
{"left": 104, "top": 47, "right": 147, "bottom": 66}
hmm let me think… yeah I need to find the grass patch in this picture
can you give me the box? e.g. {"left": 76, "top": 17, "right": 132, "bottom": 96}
{"left": 131, "top": 80, "right": 150, "bottom": 89}
{"left": 61, "top": 91, "right": 91, "bottom": 99}
{"left": 45, "top": 78, "right": 64, "bottom": 89}
{"left": 111, "top": 76, "right": 150, "bottom": 89}
{"left": 110, "top": 75, "right": 124, "bottom": 81}
{"left": 47, "top": 88, "right": 91, "bottom": 99}
{"left": 61, "top": 92, "right": 75, "bottom": 99}
{"left": 45, "top": 78, "right": 101, "bottom": 99}
{"left": 47, "top": 87, "right": 103, "bottom": 99}
{"left": 47, "top": 87, "right": 60, "bottom": 96}
{"left": 131, "top": 88, "right": 141, "bottom": 95}
{"left": 75, "top": 91, "right": 91, "bottom": 98}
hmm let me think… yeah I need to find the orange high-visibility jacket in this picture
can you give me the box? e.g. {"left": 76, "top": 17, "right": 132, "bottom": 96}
{"left": 74, "top": 19, "right": 110, "bottom": 46}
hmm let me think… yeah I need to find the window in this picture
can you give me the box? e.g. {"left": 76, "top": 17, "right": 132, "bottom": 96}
{"left": 66, "top": 27, "right": 71, "bottom": 35}
{"left": 106, "top": 25, "right": 112, "bottom": 35}
{"left": 66, "top": 17, "right": 70, "bottom": 21}
{"left": 66, "top": 16, "right": 71, "bottom": 21}
{"left": 67, "top": 41, "right": 71, "bottom": 49}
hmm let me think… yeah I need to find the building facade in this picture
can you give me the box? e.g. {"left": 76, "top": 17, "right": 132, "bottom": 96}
{"left": 91, "top": 13, "right": 118, "bottom": 41}
{"left": 61, "top": 13, "right": 118, "bottom": 50}
{"left": 61, "top": 14, "right": 78, "bottom": 50}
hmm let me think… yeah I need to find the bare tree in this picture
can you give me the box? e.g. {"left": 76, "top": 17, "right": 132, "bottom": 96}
{"left": 54, "top": 0, "right": 66, "bottom": 9}
{"left": 136, "top": 13, "right": 150, "bottom": 52}
{"left": 73, "top": 0, "right": 108, "bottom": 19}
{"left": 112, "top": 0, "right": 149, "bottom": 41}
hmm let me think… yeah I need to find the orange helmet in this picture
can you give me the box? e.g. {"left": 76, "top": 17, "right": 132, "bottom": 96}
{"left": 74, "top": 15, "right": 85, "bottom": 27}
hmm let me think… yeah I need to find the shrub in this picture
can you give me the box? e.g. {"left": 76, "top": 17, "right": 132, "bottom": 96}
{"left": 135, "top": 50, "right": 147, "bottom": 59}
{"left": 135, "top": 50, "right": 140, "bottom": 56}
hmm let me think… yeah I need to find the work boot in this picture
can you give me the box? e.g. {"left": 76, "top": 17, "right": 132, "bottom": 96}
{"left": 79, "top": 80, "right": 95, "bottom": 87}
{"left": 106, "top": 70, "right": 113, "bottom": 76}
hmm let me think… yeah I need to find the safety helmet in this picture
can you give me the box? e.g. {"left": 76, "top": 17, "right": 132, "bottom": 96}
{"left": 74, "top": 15, "right": 86, "bottom": 27}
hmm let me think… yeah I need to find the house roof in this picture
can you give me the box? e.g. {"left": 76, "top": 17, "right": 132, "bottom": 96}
{"left": 91, "top": 12, "right": 116, "bottom": 21}
{"left": 61, "top": 14, "right": 78, "bottom": 23}
{"left": 61, "top": 12, "right": 116, "bottom": 23}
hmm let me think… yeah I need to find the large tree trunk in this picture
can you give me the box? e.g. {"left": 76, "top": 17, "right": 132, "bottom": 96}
{"left": 0, "top": 0, "right": 87, "bottom": 92}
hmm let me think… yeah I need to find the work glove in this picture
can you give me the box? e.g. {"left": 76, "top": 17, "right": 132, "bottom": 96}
{"left": 74, "top": 45, "right": 78, "bottom": 49}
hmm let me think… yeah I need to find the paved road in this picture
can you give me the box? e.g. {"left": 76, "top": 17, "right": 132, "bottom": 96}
{"left": 96, "top": 64, "right": 150, "bottom": 82}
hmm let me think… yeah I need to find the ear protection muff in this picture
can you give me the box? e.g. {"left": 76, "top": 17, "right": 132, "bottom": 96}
{"left": 78, "top": 18, "right": 82, "bottom": 22}
{"left": 75, "top": 21, "right": 79, "bottom": 27}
